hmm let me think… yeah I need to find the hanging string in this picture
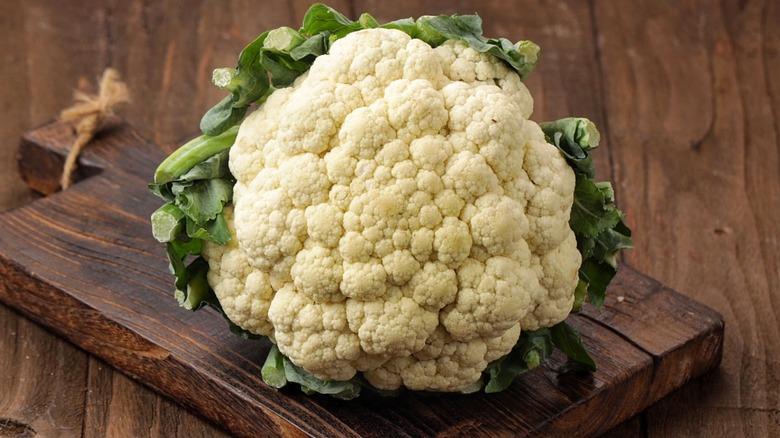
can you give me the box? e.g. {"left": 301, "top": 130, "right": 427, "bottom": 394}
{"left": 59, "top": 68, "right": 130, "bottom": 190}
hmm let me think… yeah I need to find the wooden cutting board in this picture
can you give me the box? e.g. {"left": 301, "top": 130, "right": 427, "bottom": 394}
{"left": 0, "top": 120, "right": 724, "bottom": 438}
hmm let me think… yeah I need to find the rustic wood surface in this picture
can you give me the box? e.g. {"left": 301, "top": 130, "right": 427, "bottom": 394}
{"left": 1, "top": 119, "right": 722, "bottom": 437}
{"left": 0, "top": 0, "right": 774, "bottom": 436}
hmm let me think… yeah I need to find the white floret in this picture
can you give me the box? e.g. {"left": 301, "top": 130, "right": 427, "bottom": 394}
{"left": 202, "top": 28, "right": 581, "bottom": 392}
{"left": 202, "top": 206, "right": 274, "bottom": 336}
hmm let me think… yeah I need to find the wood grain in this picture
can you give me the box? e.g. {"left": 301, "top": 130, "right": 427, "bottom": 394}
{"left": 0, "top": 119, "right": 722, "bottom": 437}
{"left": 593, "top": 0, "right": 780, "bottom": 435}
{"left": 0, "top": 305, "right": 87, "bottom": 438}
{"left": 81, "top": 357, "right": 226, "bottom": 438}
{"left": 0, "top": 1, "right": 775, "bottom": 436}
{"left": 0, "top": 0, "right": 37, "bottom": 209}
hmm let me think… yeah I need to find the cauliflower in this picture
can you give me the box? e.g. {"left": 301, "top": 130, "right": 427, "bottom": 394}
{"left": 202, "top": 28, "right": 579, "bottom": 392}
{"left": 151, "top": 4, "right": 631, "bottom": 398}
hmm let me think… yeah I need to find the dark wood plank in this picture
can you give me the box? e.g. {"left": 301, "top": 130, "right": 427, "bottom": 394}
{"left": 0, "top": 305, "right": 88, "bottom": 437}
{"left": 0, "top": 0, "right": 38, "bottom": 209}
{"left": 581, "top": 270, "right": 724, "bottom": 406}
{"left": 103, "top": 0, "right": 298, "bottom": 152}
{"left": 0, "top": 1, "right": 146, "bottom": 436}
{"left": 597, "top": 415, "right": 644, "bottom": 438}
{"left": 81, "top": 357, "right": 228, "bottom": 438}
{"left": 593, "top": 0, "right": 780, "bottom": 435}
{"left": 0, "top": 120, "right": 723, "bottom": 437}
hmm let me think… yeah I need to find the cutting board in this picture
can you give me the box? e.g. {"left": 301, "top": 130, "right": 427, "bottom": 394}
{"left": 0, "top": 120, "right": 724, "bottom": 437}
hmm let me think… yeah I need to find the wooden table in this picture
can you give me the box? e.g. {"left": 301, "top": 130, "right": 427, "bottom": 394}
{"left": 0, "top": 1, "right": 776, "bottom": 436}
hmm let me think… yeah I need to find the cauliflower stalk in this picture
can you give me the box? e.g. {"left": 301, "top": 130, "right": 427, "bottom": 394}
{"left": 150, "top": 4, "right": 632, "bottom": 399}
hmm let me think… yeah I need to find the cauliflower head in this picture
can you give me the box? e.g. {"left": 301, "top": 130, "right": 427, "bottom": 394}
{"left": 202, "top": 28, "right": 580, "bottom": 392}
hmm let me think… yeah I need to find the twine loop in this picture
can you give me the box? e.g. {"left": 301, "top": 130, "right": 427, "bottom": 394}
{"left": 59, "top": 68, "right": 130, "bottom": 190}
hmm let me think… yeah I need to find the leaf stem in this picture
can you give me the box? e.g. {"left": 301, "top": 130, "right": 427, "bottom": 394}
{"left": 154, "top": 126, "right": 239, "bottom": 184}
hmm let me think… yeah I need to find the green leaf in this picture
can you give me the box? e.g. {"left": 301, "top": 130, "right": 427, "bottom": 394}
{"left": 481, "top": 39, "right": 540, "bottom": 81}
{"left": 550, "top": 322, "right": 596, "bottom": 373}
{"left": 201, "top": 31, "right": 272, "bottom": 136}
{"left": 210, "top": 65, "right": 268, "bottom": 110}
{"left": 232, "top": 32, "right": 273, "bottom": 107}
{"left": 167, "top": 238, "right": 203, "bottom": 260}
{"left": 289, "top": 33, "right": 330, "bottom": 60}
{"left": 357, "top": 12, "right": 380, "bottom": 29}
{"left": 579, "top": 258, "right": 615, "bottom": 308}
{"left": 148, "top": 182, "right": 174, "bottom": 202}
{"left": 414, "top": 14, "right": 540, "bottom": 79}
{"left": 261, "top": 344, "right": 288, "bottom": 388}
{"left": 270, "top": 51, "right": 311, "bottom": 72}
{"left": 416, "top": 14, "right": 484, "bottom": 47}
{"left": 260, "top": 51, "right": 309, "bottom": 87}
{"left": 542, "top": 117, "right": 633, "bottom": 312}
{"left": 485, "top": 328, "right": 553, "bottom": 393}
{"left": 572, "top": 277, "right": 588, "bottom": 313}
{"left": 541, "top": 117, "right": 600, "bottom": 151}
{"left": 179, "top": 257, "right": 212, "bottom": 310}
{"left": 282, "top": 355, "right": 361, "bottom": 399}
{"left": 200, "top": 95, "right": 249, "bottom": 136}
{"left": 172, "top": 178, "right": 233, "bottom": 224}
{"left": 300, "top": 3, "right": 359, "bottom": 36}
{"left": 540, "top": 117, "right": 599, "bottom": 178}
{"left": 185, "top": 212, "right": 231, "bottom": 245}
{"left": 570, "top": 175, "right": 623, "bottom": 239}
{"left": 576, "top": 233, "right": 596, "bottom": 260}
{"left": 165, "top": 241, "right": 188, "bottom": 294}
{"left": 380, "top": 18, "right": 419, "bottom": 37}
{"left": 176, "top": 150, "right": 232, "bottom": 182}
{"left": 412, "top": 17, "right": 448, "bottom": 46}
{"left": 165, "top": 238, "right": 203, "bottom": 303}
{"left": 592, "top": 219, "right": 634, "bottom": 268}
